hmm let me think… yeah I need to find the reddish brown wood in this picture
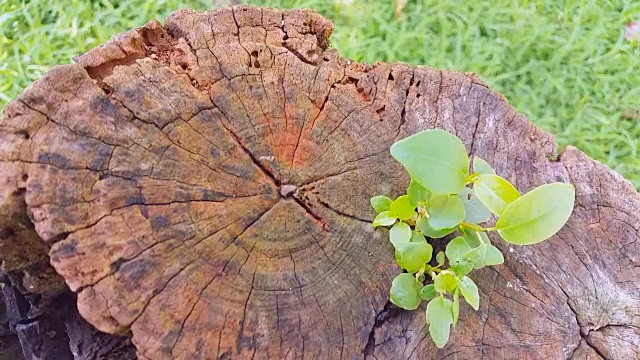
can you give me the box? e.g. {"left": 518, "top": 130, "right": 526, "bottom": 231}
{"left": 0, "top": 5, "right": 638, "bottom": 360}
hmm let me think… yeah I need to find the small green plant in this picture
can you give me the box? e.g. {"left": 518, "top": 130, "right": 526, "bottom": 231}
{"left": 371, "top": 129, "right": 575, "bottom": 348}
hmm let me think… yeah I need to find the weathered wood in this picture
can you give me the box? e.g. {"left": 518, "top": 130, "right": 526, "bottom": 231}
{"left": 1, "top": 5, "right": 638, "bottom": 360}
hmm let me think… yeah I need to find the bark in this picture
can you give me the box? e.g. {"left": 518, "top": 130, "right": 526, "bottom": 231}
{"left": 0, "top": 5, "right": 638, "bottom": 360}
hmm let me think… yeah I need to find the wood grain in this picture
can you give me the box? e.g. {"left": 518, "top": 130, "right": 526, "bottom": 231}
{"left": 0, "top": 5, "right": 638, "bottom": 359}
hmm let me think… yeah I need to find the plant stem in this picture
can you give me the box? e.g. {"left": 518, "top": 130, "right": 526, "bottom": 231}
{"left": 475, "top": 231, "right": 487, "bottom": 245}
{"left": 460, "top": 222, "right": 487, "bottom": 232}
{"left": 466, "top": 173, "right": 479, "bottom": 184}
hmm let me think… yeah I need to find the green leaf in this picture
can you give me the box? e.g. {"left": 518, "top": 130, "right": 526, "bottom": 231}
{"left": 426, "top": 297, "right": 454, "bottom": 348}
{"left": 474, "top": 174, "right": 521, "bottom": 216}
{"left": 464, "top": 246, "right": 487, "bottom": 269}
{"left": 370, "top": 195, "right": 393, "bottom": 214}
{"left": 496, "top": 183, "right": 575, "bottom": 245}
{"left": 459, "top": 188, "right": 491, "bottom": 224}
{"left": 389, "top": 195, "right": 415, "bottom": 221}
{"left": 457, "top": 276, "right": 480, "bottom": 310}
{"left": 420, "top": 284, "right": 437, "bottom": 300}
{"left": 389, "top": 221, "right": 412, "bottom": 248}
{"left": 436, "top": 251, "right": 445, "bottom": 267}
{"left": 460, "top": 227, "right": 483, "bottom": 248}
{"left": 448, "top": 232, "right": 492, "bottom": 269}
{"left": 427, "top": 195, "right": 466, "bottom": 230}
{"left": 452, "top": 289, "right": 460, "bottom": 327}
{"left": 390, "top": 129, "right": 469, "bottom": 195}
{"left": 389, "top": 273, "right": 422, "bottom": 310}
{"left": 372, "top": 211, "right": 396, "bottom": 227}
{"left": 451, "top": 260, "right": 474, "bottom": 276}
{"left": 411, "top": 231, "right": 427, "bottom": 243}
{"left": 395, "top": 242, "right": 433, "bottom": 273}
{"left": 477, "top": 231, "right": 491, "bottom": 245}
{"left": 445, "top": 236, "right": 474, "bottom": 263}
{"left": 473, "top": 156, "right": 495, "bottom": 175}
{"left": 434, "top": 271, "right": 458, "bottom": 293}
{"left": 464, "top": 244, "right": 504, "bottom": 269}
{"left": 484, "top": 245, "right": 505, "bottom": 265}
{"left": 416, "top": 218, "right": 456, "bottom": 238}
{"left": 408, "top": 179, "right": 431, "bottom": 206}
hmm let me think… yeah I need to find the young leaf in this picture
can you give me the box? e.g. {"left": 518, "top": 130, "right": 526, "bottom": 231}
{"left": 420, "top": 284, "right": 437, "bottom": 300}
{"left": 434, "top": 271, "right": 458, "bottom": 293}
{"left": 372, "top": 211, "right": 396, "bottom": 227}
{"left": 436, "top": 251, "right": 446, "bottom": 267}
{"left": 496, "top": 183, "right": 575, "bottom": 245}
{"left": 451, "top": 260, "right": 474, "bottom": 276}
{"left": 458, "top": 188, "right": 491, "bottom": 224}
{"left": 445, "top": 236, "right": 474, "bottom": 263}
{"left": 464, "top": 245, "right": 487, "bottom": 269}
{"left": 389, "top": 273, "right": 422, "bottom": 310}
{"left": 474, "top": 174, "right": 520, "bottom": 215}
{"left": 426, "top": 297, "right": 454, "bottom": 348}
{"left": 389, "top": 221, "right": 412, "bottom": 248}
{"left": 457, "top": 276, "right": 480, "bottom": 310}
{"left": 408, "top": 179, "right": 431, "bottom": 206}
{"left": 395, "top": 242, "right": 433, "bottom": 273}
{"left": 427, "top": 195, "right": 466, "bottom": 230}
{"left": 410, "top": 231, "right": 427, "bottom": 243}
{"left": 390, "top": 130, "right": 469, "bottom": 195}
{"left": 484, "top": 245, "right": 505, "bottom": 265}
{"left": 476, "top": 231, "right": 491, "bottom": 245}
{"left": 473, "top": 156, "right": 495, "bottom": 175}
{"left": 452, "top": 289, "right": 460, "bottom": 327}
{"left": 464, "top": 244, "right": 504, "bottom": 269}
{"left": 370, "top": 195, "right": 393, "bottom": 214}
{"left": 460, "top": 227, "right": 483, "bottom": 248}
{"left": 389, "top": 195, "right": 415, "bottom": 221}
{"left": 417, "top": 218, "right": 456, "bottom": 238}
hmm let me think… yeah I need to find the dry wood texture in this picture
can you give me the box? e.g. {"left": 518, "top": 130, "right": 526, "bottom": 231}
{"left": 0, "top": 5, "right": 638, "bottom": 360}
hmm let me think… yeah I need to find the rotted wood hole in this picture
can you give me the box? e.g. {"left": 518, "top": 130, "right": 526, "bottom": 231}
{"left": 0, "top": 5, "right": 638, "bottom": 360}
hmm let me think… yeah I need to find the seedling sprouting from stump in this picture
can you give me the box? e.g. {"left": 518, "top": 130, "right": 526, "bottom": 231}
{"left": 371, "top": 129, "right": 575, "bottom": 348}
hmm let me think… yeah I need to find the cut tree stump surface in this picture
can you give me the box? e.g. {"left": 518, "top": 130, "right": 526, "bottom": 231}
{"left": 0, "top": 5, "right": 639, "bottom": 360}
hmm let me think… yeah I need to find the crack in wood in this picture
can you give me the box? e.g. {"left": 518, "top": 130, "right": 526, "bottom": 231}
{"left": 559, "top": 286, "right": 611, "bottom": 360}
{"left": 363, "top": 301, "right": 401, "bottom": 358}
{"left": 217, "top": 108, "right": 280, "bottom": 187}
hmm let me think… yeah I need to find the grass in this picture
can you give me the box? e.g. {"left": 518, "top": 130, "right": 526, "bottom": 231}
{"left": 2, "top": 0, "right": 639, "bottom": 189}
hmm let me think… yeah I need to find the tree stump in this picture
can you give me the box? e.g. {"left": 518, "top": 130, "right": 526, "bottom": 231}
{"left": 1, "top": 5, "right": 639, "bottom": 360}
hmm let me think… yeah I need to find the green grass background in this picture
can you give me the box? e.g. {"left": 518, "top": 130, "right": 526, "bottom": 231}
{"left": 1, "top": 0, "right": 639, "bottom": 188}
